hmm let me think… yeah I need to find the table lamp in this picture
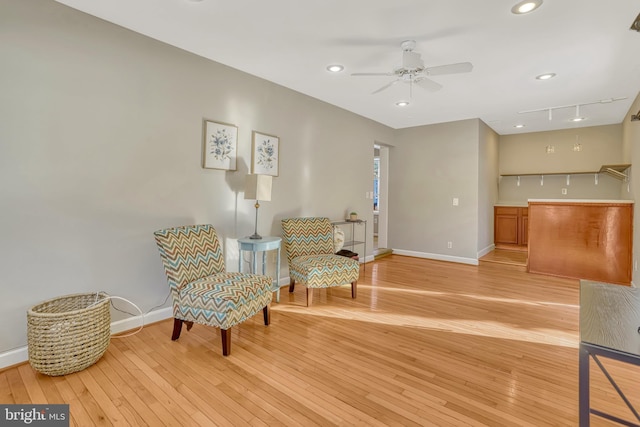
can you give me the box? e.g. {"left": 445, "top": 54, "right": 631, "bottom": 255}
{"left": 244, "top": 174, "right": 272, "bottom": 239}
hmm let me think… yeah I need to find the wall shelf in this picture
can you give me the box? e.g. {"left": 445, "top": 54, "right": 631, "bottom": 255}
{"left": 500, "top": 164, "right": 630, "bottom": 180}
{"left": 599, "top": 164, "right": 630, "bottom": 180}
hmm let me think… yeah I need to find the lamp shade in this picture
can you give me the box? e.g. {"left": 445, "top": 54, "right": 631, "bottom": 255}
{"left": 244, "top": 174, "right": 272, "bottom": 201}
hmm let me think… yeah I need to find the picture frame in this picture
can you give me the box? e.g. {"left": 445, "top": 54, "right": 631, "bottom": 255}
{"left": 251, "top": 131, "right": 279, "bottom": 176}
{"left": 202, "top": 119, "right": 238, "bottom": 170}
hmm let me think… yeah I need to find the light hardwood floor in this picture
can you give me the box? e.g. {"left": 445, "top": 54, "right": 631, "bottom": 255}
{"left": 2, "top": 255, "right": 639, "bottom": 426}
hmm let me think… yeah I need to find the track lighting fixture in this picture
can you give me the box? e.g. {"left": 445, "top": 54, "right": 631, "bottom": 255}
{"left": 519, "top": 97, "right": 627, "bottom": 122}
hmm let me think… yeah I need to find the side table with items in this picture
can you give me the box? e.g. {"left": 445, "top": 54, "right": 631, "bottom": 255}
{"left": 331, "top": 219, "right": 366, "bottom": 276}
{"left": 238, "top": 236, "right": 283, "bottom": 302}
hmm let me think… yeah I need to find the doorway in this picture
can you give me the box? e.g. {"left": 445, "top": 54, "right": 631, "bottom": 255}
{"left": 374, "top": 144, "right": 390, "bottom": 258}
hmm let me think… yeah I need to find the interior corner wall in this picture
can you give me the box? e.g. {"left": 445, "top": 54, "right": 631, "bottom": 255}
{"left": 623, "top": 92, "right": 640, "bottom": 284}
{"left": 478, "top": 121, "right": 499, "bottom": 255}
{"left": 388, "top": 119, "right": 480, "bottom": 262}
{"left": 0, "top": 0, "right": 394, "bottom": 354}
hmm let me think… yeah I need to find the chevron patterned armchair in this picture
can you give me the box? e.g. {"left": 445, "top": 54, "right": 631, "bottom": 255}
{"left": 281, "top": 217, "right": 359, "bottom": 306}
{"left": 153, "top": 224, "right": 272, "bottom": 356}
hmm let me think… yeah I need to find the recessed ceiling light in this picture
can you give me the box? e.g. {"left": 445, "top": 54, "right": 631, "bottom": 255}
{"left": 536, "top": 73, "right": 556, "bottom": 80}
{"left": 514, "top": 124, "right": 525, "bottom": 128}
{"left": 570, "top": 117, "right": 585, "bottom": 122}
{"left": 395, "top": 101, "right": 409, "bottom": 107}
{"left": 326, "top": 64, "right": 344, "bottom": 73}
{"left": 511, "top": 0, "right": 543, "bottom": 14}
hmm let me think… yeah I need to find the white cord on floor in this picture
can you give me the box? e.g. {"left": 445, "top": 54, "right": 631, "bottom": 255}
{"left": 108, "top": 295, "right": 144, "bottom": 338}
{"left": 89, "top": 291, "right": 171, "bottom": 339}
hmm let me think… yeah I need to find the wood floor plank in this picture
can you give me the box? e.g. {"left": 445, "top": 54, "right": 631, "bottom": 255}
{"left": 16, "top": 364, "right": 48, "bottom": 404}
{"left": 0, "top": 372, "right": 15, "bottom": 404}
{"left": 5, "top": 368, "right": 31, "bottom": 403}
{"left": 5, "top": 254, "right": 640, "bottom": 426}
{"left": 52, "top": 376, "right": 96, "bottom": 427}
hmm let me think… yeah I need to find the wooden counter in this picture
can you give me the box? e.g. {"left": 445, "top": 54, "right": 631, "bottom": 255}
{"left": 527, "top": 200, "right": 633, "bottom": 285}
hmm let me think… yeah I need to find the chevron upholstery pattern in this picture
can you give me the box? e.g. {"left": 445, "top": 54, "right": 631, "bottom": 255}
{"left": 154, "top": 224, "right": 272, "bottom": 356}
{"left": 281, "top": 217, "right": 359, "bottom": 306}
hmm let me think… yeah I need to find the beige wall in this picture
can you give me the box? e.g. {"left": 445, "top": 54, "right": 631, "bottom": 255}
{"left": 498, "top": 124, "right": 625, "bottom": 202}
{"left": 0, "top": 0, "right": 394, "bottom": 353}
{"left": 478, "top": 121, "right": 499, "bottom": 255}
{"left": 389, "top": 119, "right": 480, "bottom": 262}
{"left": 499, "top": 125, "right": 622, "bottom": 175}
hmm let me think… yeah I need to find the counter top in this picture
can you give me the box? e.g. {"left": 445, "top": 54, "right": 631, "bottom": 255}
{"left": 495, "top": 202, "right": 528, "bottom": 207}
{"left": 580, "top": 280, "right": 640, "bottom": 356}
{"left": 528, "top": 199, "right": 634, "bottom": 204}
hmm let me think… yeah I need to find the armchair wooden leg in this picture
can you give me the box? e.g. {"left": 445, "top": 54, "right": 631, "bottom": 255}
{"left": 289, "top": 279, "right": 295, "bottom": 293}
{"left": 221, "top": 328, "right": 231, "bottom": 356}
{"left": 171, "top": 318, "right": 183, "bottom": 340}
{"left": 306, "top": 288, "right": 313, "bottom": 307}
{"left": 185, "top": 321, "right": 194, "bottom": 331}
{"left": 263, "top": 305, "right": 270, "bottom": 325}
{"left": 351, "top": 280, "right": 357, "bottom": 299}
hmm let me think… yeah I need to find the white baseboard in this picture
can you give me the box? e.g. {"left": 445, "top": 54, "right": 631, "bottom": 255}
{"left": 0, "top": 347, "right": 29, "bottom": 371}
{"left": 477, "top": 244, "right": 495, "bottom": 259}
{"left": 0, "top": 307, "right": 174, "bottom": 370}
{"left": 110, "top": 307, "right": 173, "bottom": 335}
{"left": 392, "top": 249, "right": 479, "bottom": 266}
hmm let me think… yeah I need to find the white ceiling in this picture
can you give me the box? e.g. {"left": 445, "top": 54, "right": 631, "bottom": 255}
{"left": 55, "top": 0, "right": 640, "bottom": 135}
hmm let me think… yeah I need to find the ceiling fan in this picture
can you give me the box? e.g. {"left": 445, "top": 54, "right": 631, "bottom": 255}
{"left": 351, "top": 40, "right": 473, "bottom": 97}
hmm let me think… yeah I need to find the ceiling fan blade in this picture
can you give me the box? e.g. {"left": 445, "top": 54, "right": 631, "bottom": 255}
{"left": 415, "top": 77, "right": 443, "bottom": 92}
{"left": 351, "top": 72, "right": 395, "bottom": 77}
{"left": 425, "top": 62, "right": 473, "bottom": 76}
{"left": 372, "top": 79, "right": 400, "bottom": 94}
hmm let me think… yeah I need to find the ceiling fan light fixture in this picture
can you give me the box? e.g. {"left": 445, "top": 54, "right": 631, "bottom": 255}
{"left": 536, "top": 73, "right": 556, "bottom": 80}
{"left": 511, "top": 0, "right": 543, "bottom": 14}
{"left": 395, "top": 101, "right": 410, "bottom": 107}
{"left": 326, "top": 64, "right": 344, "bottom": 73}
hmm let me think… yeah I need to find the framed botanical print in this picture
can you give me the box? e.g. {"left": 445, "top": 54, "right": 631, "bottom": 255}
{"left": 251, "top": 131, "right": 279, "bottom": 176}
{"left": 202, "top": 119, "right": 237, "bottom": 170}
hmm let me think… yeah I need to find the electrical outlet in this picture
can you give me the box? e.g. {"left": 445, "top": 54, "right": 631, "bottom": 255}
{"left": 447, "top": 241, "right": 453, "bottom": 249}
{"left": 452, "top": 198, "right": 459, "bottom": 206}
{"left": 561, "top": 188, "right": 567, "bottom": 195}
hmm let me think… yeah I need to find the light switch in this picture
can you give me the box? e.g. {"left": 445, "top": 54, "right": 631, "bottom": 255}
{"left": 452, "top": 198, "right": 459, "bottom": 206}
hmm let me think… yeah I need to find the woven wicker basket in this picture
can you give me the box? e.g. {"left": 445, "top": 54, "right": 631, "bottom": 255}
{"left": 27, "top": 292, "right": 111, "bottom": 376}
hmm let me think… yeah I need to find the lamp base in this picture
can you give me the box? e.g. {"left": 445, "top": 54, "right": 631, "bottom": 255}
{"left": 249, "top": 233, "right": 263, "bottom": 240}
